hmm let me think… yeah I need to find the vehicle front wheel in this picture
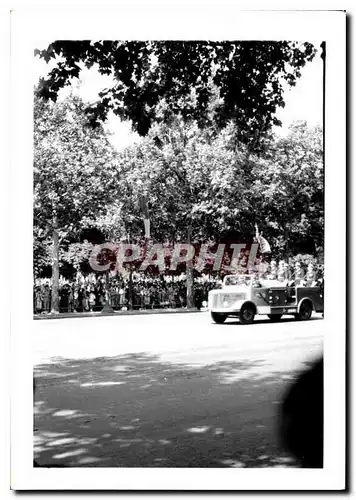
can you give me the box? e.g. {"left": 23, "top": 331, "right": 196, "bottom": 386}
{"left": 239, "top": 304, "right": 255, "bottom": 325}
{"left": 267, "top": 314, "right": 283, "bottom": 322}
{"left": 211, "top": 312, "right": 228, "bottom": 324}
{"left": 295, "top": 301, "right": 313, "bottom": 321}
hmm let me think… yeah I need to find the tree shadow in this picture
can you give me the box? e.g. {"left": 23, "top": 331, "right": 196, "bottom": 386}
{"left": 222, "top": 316, "right": 323, "bottom": 326}
{"left": 34, "top": 352, "right": 319, "bottom": 468}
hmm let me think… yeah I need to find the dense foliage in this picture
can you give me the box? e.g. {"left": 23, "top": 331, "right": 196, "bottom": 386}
{"left": 34, "top": 92, "right": 119, "bottom": 310}
{"left": 34, "top": 94, "right": 323, "bottom": 281}
{"left": 34, "top": 41, "right": 323, "bottom": 311}
{"left": 35, "top": 41, "right": 316, "bottom": 150}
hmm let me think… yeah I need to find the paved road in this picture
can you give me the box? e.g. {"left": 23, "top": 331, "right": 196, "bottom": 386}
{"left": 34, "top": 312, "right": 324, "bottom": 468}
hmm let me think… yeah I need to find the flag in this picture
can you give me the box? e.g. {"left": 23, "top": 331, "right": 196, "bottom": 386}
{"left": 255, "top": 223, "right": 271, "bottom": 254}
{"left": 257, "top": 234, "right": 271, "bottom": 254}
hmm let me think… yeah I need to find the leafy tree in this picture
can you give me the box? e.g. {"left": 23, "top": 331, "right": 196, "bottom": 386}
{"left": 95, "top": 116, "right": 259, "bottom": 306}
{"left": 34, "top": 92, "right": 119, "bottom": 312}
{"left": 112, "top": 118, "right": 253, "bottom": 239}
{"left": 34, "top": 85, "right": 323, "bottom": 311}
{"left": 249, "top": 121, "right": 324, "bottom": 259}
{"left": 111, "top": 118, "right": 324, "bottom": 269}
{"left": 60, "top": 240, "right": 95, "bottom": 274}
{"left": 33, "top": 227, "right": 52, "bottom": 277}
{"left": 35, "top": 41, "right": 316, "bottom": 150}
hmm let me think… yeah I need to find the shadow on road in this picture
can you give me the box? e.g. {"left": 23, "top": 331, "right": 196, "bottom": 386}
{"left": 34, "top": 353, "right": 318, "bottom": 468}
{"left": 221, "top": 316, "right": 323, "bottom": 326}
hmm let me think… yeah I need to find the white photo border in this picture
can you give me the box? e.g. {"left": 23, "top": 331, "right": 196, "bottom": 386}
{"left": 10, "top": 7, "right": 346, "bottom": 491}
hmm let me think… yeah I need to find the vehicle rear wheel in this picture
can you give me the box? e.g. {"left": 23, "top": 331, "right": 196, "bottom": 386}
{"left": 295, "top": 301, "right": 313, "bottom": 321}
{"left": 267, "top": 314, "right": 283, "bottom": 322}
{"left": 239, "top": 304, "right": 255, "bottom": 324}
{"left": 211, "top": 312, "right": 228, "bottom": 324}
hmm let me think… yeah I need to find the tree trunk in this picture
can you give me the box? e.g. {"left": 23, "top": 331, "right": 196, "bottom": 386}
{"left": 51, "top": 215, "right": 60, "bottom": 314}
{"left": 105, "top": 270, "right": 110, "bottom": 300}
{"left": 101, "top": 270, "right": 115, "bottom": 313}
{"left": 186, "top": 265, "right": 195, "bottom": 309}
{"left": 128, "top": 267, "right": 133, "bottom": 310}
{"left": 186, "top": 226, "right": 195, "bottom": 308}
{"left": 284, "top": 225, "right": 290, "bottom": 262}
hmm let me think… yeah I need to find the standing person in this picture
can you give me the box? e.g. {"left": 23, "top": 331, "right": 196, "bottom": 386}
{"left": 93, "top": 283, "right": 100, "bottom": 311}
{"left": 35, "top": 287, "right": 43, "bottom": 314}
{"left": 195, "top": 283, "right": 203, "bottom": 310}
{"left": 112, "top": 286, "right": 119, "bottom": 309}
{"left": 82, "top": 287, "right": 90, "bottom": 312}
{"left": 144, "top": 286, "right": 151, "bottom": 309}
{"left": 149, "top": 284, "right": 155, "bottom": 309}
{"left": 306, "top": 263, "right": 317, "bottom": 286}
{"left": 131, "top": 284, "right": 137, "bottom": 310}
{"left": 119, "top": 285, "right": 125, "bottom": 310}
{"left": 98, "top": 287, "right": 106, "bottom": 309}
{"left": 179, "top": 284, "right": 186, "bottom": 308}
{"left": 42, "top": 284, "right": 50, "bottom": 314}
{"left": 79, "top": 287, "right": 84, "bottom": 312}
{"left": 294, "top": 261, "right": 305, "bottom": 286}
{"left": 146, "top": 283, "right": 151, "bottom": 308}
{"left": 316, "top": 266, "right": 324, "bottom": 315}
{"left": 168, "top": 285, "right": 176, "bottom": 309}
{"left": 139, "top": 285, "right": 145, "bottom": 310}
{"left": 268, "top": 260, "right": 278, "bottom": 280}
{"left": 60, "top": 285, "right": 69, "bottom": 313}
{"left": 239, "top": 252, "right": 248, "bottom": 274}
{"left": 277, "top": 261, "right": 286, "bottom": 283}
{"left": 284, "top": 263, "right": 293, "bottom": 285}
{"left": 152, "top": 284, "right": 159, "bottom": 309}
{"left": 74, "top": 286, "right": 80, "bottom": 312}
{"left": 104, "top": 284, "right": 112, "bottom": 308}
{"left": 89, "top": 288, "right": 96, "bottom": 312}
{"left": 316, "top": 264, "right": 324, "bottom": 288}
{"left": 254, "top": 257, "right": 262, "bottom": 274}
{"left": 161, "top": 283, "right": 169, "bottom": 308}
{"left": 255, "top": 257, "right": 269, "bottom": 279}
{"left": 68, "top": 286, "right": 74, "bottom": 313}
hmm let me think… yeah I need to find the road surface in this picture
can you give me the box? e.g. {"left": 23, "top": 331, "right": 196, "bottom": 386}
{"left": 34, "top": 312, "right": 324, "bottom": 468}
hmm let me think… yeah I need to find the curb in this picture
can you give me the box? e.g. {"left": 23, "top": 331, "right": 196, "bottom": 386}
{"left": 33, "top": 308, "right": 201, "bottom": 320}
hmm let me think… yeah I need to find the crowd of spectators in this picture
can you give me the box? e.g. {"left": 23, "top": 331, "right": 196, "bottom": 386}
{"left": 33, "top": 258, "right": 324, "bottom": 315}
{"left": 33, "top": 272, "right": 220, "bottom": 314}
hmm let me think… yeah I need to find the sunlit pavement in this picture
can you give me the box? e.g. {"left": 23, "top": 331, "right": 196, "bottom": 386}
{"left": 34, "top": 312, "right": 324, "bottom": 468}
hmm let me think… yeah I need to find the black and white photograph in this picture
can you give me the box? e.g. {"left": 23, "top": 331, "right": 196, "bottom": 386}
{"left": 8, "top": 6, "right": 346, "bottom": 491}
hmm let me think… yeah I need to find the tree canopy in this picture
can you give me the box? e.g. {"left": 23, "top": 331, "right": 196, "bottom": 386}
{"left": 76, "top": 117, "right": 323, "bottom": 267}
{"left": 35, "top": 41, "right": 316, "bottom": 150}
{"left": 249, "top": 121, "right": 324, "bottom": 256}
{"left": 34, "top": 91, "right": 120, "bottom": 305}
{"left": 33, "top": 42, "right": 324, "bottom": 311}
{"left": 34, "top": 91, "right": 119, "bottom": 239}
{"left": 34, "top": 89, "right": 323, "bottom": 280}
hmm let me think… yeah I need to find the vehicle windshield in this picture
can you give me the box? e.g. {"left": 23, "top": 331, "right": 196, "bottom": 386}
{"left": 224, "top": 275, "right": 252, "bottom": 287}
